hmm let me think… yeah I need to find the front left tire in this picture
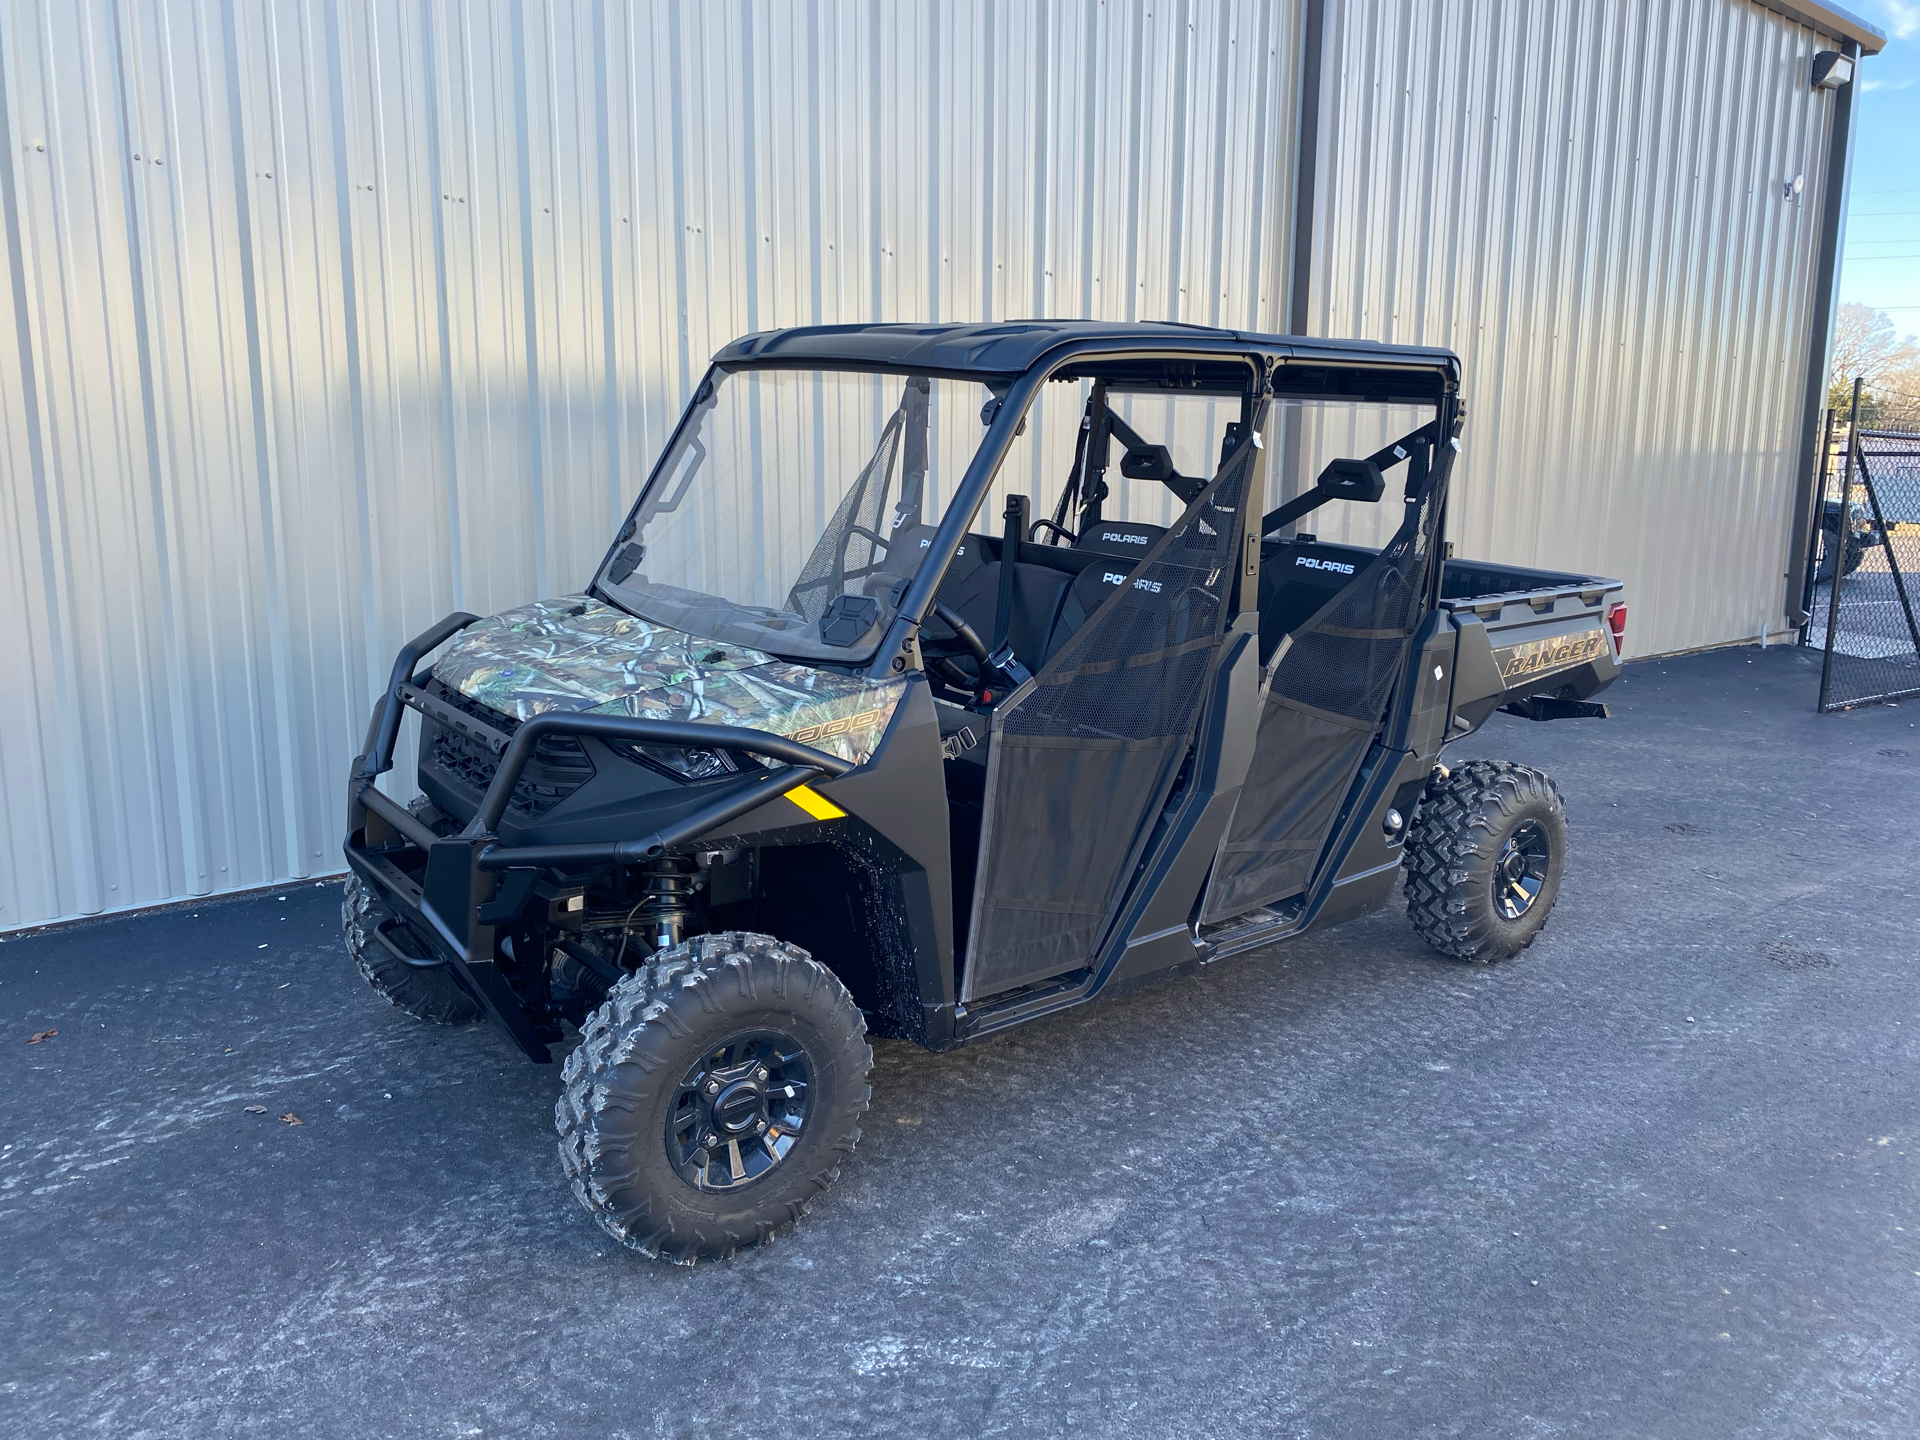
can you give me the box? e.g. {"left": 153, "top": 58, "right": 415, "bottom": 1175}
{"left": 556, "top": 932, "right": 872, "bottom": 1264}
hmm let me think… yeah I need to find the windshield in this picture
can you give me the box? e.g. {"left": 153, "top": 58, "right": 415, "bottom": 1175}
{"left": 597, "top": 367, "right": 1002, "bottom": 663}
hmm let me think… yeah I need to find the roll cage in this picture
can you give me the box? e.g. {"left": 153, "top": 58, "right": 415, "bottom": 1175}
{"left": 593, "top": 326, "right": 1460, "bottom": 693}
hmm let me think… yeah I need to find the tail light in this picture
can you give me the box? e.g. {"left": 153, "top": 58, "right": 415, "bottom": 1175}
{"left": 1606, "top": 602, "right": 1627, "bottom": 657}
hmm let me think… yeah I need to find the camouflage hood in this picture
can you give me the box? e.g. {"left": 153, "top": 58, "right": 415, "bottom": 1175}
{"left": 433, "top": 596, "right": 906, "bottom": 766}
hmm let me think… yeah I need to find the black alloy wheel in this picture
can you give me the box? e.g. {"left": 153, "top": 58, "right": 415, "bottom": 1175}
{"left": 666, "top": 1031, "right": 814, "bottom": 1192}
{"left": 1492, "top": 818, "right": 1552, "bottom": 920}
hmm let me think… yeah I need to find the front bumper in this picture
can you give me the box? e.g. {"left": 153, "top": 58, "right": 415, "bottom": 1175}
{"left": 342, "top": 612, "right": 855, "bottom": 1061}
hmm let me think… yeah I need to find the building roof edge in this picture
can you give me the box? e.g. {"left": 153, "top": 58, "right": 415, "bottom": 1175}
{"left": 1751, "top": 0, "right": 1887, "bottom": 55}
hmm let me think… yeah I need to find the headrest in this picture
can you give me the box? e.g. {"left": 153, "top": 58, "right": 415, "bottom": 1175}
{"left": 886, "top": 524, "right": 987, "bottom": 581}
{"left": 1052, "top": 557, "right": 1157, "bottom": 643}
{"left": 1073, "top": 520, "right": 1167, "bottom": 559}
{"left": 1268, "top": 538, "right": 1371, "bottom": 586}
{"left": 1069, "top": 558, "right": 1152, "bottom": 609}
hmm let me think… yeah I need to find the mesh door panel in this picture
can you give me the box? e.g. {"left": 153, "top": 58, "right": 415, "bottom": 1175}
{"left": 1200, "top": 696, "right": 1374, "bottom": 922}
{"left": 962, "top": 446, "right": 1254, "bottom": 1000}
{"left": 1270, "top": 496, "right": 1428, "bottom": 720}
{"left": 1201, "top": 494, "right": 1432, "bottom": 923}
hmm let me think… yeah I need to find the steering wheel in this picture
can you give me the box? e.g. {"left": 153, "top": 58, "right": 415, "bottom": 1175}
{"left": 918, "top": 600, "right": 992, "bottom": 700}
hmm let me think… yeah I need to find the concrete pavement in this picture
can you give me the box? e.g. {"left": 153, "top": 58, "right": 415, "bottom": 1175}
{"left": 2, "top": 642, "right": 1915, "bottom": 1439}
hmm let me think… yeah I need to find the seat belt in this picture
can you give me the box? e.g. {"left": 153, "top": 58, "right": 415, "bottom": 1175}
{"left": 988, "top": 494, "right": 1034, "bottom": 692}
{"left": 1049, "top": 383, "right": 1104, "bottom": 542}
{"left": 1079, "top": 386, "right": 1112, "bottom": 529}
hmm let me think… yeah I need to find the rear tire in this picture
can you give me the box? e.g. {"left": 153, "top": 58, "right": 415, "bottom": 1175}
{"left": 1404, "top": 760, "right": 1567, "bottom": 964}
{"left": 341, "top": 872, "right": 485, "bottom": 1025}
{"left": 556, "top": 932, "right": 871, "bottom": 1264}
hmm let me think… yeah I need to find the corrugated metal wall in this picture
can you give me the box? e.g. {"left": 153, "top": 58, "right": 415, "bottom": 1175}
{"left": 1301, "top": 0, "right": 1836, "bottom": 658}
{"left": 0, "top": 0, "right": 1301, "bottom": 930}
{"left": 0, "top": 0, "right": 1850, "bottom": 931}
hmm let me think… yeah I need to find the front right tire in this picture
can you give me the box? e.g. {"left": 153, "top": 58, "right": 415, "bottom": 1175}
{"left": 556, "top": 932, "right": 872, "bottom": 1264}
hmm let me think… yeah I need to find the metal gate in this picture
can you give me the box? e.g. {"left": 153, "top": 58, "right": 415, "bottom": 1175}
{"left": 1802, "top": 407, "right": 1920, "bottom": 712}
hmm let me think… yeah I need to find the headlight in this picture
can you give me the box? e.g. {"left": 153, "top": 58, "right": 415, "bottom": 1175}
{"left": 620, "top": 742, "right": 742, "bottom": 781}
{"left": 1847, "top": 501, "right": 1872, "bottom": 531}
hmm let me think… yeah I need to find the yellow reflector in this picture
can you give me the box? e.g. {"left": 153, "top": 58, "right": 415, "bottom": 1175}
{"left": 786, "top": 783, "right": 847, "bottom": 821}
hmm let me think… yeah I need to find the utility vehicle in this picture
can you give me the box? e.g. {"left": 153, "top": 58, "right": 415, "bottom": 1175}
{"left": 341, "top": 321, "right": 1626, "bottom": 1262}
{"left": 1815, "top": 495, "right": 1887, "bottom": 581}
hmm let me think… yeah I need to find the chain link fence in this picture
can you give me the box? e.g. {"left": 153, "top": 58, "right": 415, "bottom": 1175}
{"left": 1801, "top": 418, "right": 1920, "bottom": 711}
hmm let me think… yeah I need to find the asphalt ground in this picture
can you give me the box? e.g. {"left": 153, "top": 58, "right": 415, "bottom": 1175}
{"left": 2, "top": 643, "right": 1915, "bottom": 1439}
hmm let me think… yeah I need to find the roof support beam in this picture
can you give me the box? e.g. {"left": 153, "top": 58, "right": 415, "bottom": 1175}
{"left": 1285, "top": 0, "right": 1327, "bottom": 337}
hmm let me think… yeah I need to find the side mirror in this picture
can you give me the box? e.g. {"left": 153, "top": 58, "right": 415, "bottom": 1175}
{"left": 1120, "top": 444, "right": 1176, "bottom": 482}
{"left": 1316, "top": 457, "right": 1386, "bottom": 503}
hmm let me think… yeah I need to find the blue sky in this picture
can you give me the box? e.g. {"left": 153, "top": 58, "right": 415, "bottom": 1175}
{"left": 1844, "top": 2, "right": 1920, "bottom": 339}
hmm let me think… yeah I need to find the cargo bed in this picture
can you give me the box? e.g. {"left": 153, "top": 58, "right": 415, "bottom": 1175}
{"left": 1257, "top": 536, "right": 1625, "bottom": 728}
{"left": 1438, "top": 557, "right": 1626, "bottom": 728}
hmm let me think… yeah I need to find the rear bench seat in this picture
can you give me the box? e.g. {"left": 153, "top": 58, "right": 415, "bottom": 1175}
{"left": 893, "top": 521, "right": 1382, "bottom": 675}
{"left": 1256, "top": 536, "right": 1378, "bottom": 662}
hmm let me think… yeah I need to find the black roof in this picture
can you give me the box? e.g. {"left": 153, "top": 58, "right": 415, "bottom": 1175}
{"left": 713, "top": 320, "right": 1459, "bottom": 384}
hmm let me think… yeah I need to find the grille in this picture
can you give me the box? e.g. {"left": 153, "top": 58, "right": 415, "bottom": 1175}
{"left": 424, "top": 680, "right": 594, "bottom": 817}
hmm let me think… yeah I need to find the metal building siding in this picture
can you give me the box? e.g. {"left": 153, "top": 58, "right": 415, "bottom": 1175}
{"left": 1302, "top": 0, "right": 1835, "bottom": 658}
{"left": 0, "top": 0, "right": 1299, "bottom": 930}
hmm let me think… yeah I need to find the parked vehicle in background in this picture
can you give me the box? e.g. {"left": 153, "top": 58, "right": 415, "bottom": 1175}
{"left": 339, "top": 321, "right": 1625, "bottom": 1262}
{"left": 1816, "top": 495, "right": 1888, "bottom": 580}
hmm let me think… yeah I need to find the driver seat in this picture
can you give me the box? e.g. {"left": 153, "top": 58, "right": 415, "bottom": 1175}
{"left": 1037, "top": 560, "right": 1133, "bottom": 667}
{"left": 892, "top": 524, "right": 1074, "bottom": 679}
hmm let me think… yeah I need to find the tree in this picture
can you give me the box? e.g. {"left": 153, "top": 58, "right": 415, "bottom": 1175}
{"left": 1874, "top": 351, "right": 1920, "bottom": 431}
{"left": 1830, "top": 303, "right": 1904, "bottom": 381}
{"left": 1829, "top": 303, "right": 1920, "bottom": 431}
{"left": 1829, "top": 374, "right": 1882, "bottom": 428}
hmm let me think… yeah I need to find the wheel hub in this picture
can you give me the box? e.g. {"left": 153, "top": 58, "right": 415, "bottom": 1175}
{"left": 1493, "top": 819, "right": 1551, "bottom": 920}
{"left": 711, "top": 1080, "right": 766, "bottom": 1135}
{"left": 666, "top": 1030, "right": 813, "bottom": 1192}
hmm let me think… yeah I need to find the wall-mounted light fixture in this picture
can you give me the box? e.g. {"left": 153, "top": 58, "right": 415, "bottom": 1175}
{"left": 1811, "top": 51, "right": 1853, "bottom": 90}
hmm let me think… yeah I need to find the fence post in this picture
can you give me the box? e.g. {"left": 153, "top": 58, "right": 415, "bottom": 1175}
{"left": 1817, "top": 379, "right": 1861, "bottom": 713}
{"left": 1799, "top": 407, "right": 1835, "bottom": 644}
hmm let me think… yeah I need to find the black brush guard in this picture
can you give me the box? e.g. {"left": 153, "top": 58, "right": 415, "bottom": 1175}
{"left": 341, "top": 613, "right": 854, "bottom": 1061}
